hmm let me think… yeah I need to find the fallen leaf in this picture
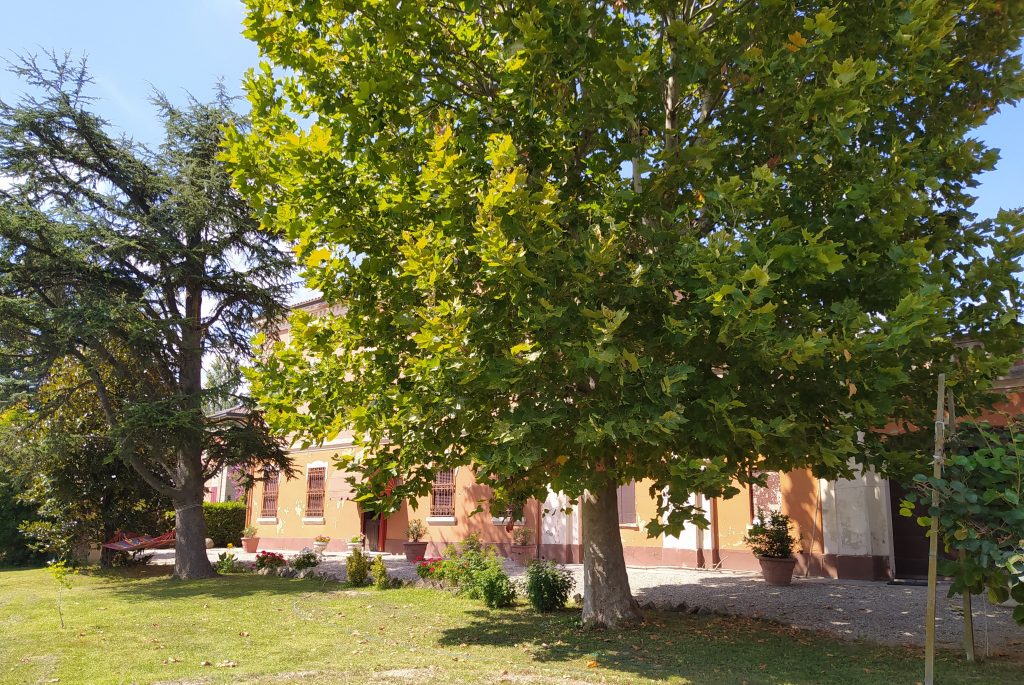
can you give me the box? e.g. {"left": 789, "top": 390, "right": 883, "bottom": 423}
{"left": 587, "top": 660, "right": 598, "bottom": 668}
{"left": 239, "top": 631, "right": 250, "bottom": 637}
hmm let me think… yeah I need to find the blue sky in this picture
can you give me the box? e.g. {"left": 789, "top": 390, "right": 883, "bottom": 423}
{"left": 0, "top": 1, "right": 1020, "bottom": 221}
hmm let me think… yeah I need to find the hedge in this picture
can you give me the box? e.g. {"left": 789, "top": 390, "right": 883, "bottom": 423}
{"left": 203, "top": 501, "right": 246, "bottom": 547}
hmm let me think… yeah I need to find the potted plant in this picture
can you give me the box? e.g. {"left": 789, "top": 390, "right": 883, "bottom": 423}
{"left": 348, "top": 533, "right": 364, "bottom": 553}
{"left": 403, "top": 519, "right": 429, "bottom": 562}
{"left": 744, "top": 510, "right": 798, "bottom": 586}
{"left": 509, "top": 526, "right": 536, "bottom": 566}
{"left": 241, "top": 525, "right": 259, "bottom": 553}
{"left": 313, "top": 534, "right": 331, "bottom": 554}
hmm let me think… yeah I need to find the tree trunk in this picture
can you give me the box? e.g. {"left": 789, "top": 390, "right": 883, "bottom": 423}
{"left": 172, "top": 491, "right": 216, "bottom": 579}
{"left": 581, "top": 480, "right": 642, "bottom": 628}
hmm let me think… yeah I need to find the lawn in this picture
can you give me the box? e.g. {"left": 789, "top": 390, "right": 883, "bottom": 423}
{"left": 0, "top": 566, "right": 1020, "bottom": 685}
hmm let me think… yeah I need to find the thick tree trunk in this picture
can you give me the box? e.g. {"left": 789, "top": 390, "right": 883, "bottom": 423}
{"left": 581, "top": 480, "right": 642, "bottom": 628}
{"left": 172, "top": 490, "right": 216, "bottom": 579}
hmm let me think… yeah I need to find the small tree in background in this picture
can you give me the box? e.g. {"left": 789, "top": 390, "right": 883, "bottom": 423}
{"left": 901, "top": 419, "right": 1024, "bottom": 625}
{"left": 0, "top": 359, "right": 170, "bottom": 566}
{"left": 234, "top": 1, "right": 1024, "bottom": 624}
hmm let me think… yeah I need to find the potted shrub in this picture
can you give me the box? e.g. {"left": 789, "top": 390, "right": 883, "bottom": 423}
{"left": 348, "top": 533, "right": 364, "bottom": 553}
{"left": 403, "top": 519, "right": 429, "bottom": 562}
{"left": 509, "top": 526, "right": 536, "bottom": 566}
{"left": 744, "top": 510, "right": 798, "bottom": 586}
{"left": 313, "top": 534, "right": 331, "bottom": 554}
{"left": 241, "top": 525, "right": 259, "bottom": 553}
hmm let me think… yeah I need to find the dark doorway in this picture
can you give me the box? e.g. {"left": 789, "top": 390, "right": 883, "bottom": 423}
{"left": 362, "top": 511, "right": 381, "bottom": 552}
{"left": 889, "top": 481, "right": 949, "bottom": 579}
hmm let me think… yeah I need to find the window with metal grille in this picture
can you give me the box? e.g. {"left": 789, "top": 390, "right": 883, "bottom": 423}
{"left": 430, "top": 469, "right": 456, "bottom": 518}
{"left": 306, "top": 466, "right": 327, "bottom": 518}
{"left": 260, "top": 468, "right": 279, "bottom": 518}
{"left": 617, "top": 481, "right": 637, "bottom": 525}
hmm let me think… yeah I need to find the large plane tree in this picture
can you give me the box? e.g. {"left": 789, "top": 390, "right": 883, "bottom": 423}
{"left": 0, "top": 55, "right": 293, "bottom": 579}
{"left": 234, "top": 1, "right": 1024, "bottom": 624}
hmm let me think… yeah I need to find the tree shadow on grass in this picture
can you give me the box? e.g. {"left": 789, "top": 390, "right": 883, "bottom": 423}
{"left": 436, "top": 605, "right": 1007, "bottom": 685}
{"left": 88, "top": 566, "right": 346, "bottom": 602}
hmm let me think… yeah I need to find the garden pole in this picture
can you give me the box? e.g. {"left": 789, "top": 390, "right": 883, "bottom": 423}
{"left": 924, "top": 374, "right": 946, "bottom": 685}
{"left": 946, "top": 392, "right": 976, "bottom": 663}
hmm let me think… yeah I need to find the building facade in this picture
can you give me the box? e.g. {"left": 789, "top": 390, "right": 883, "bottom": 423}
{"left": 246, "top": 298, "right": 1023, "bottom": 581}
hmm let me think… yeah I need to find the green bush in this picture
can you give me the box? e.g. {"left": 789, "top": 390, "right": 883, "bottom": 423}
{"left": 525, "top": 560, "right": 574, "bottom": 611}
{"left": 479, "top": 566, "right": 516, "bottom": 608}
{"left": 436, "top": 544, "right": 504, "bottom": 599}
{"left": 203, "top": 501, "right": 246, "bottom": 547}
{"left": 346, "top": 548, "right": 370, "bottom": 585}
{"left": 291, "top": 549, "right": 321, "bottom": 571}
{"left": 371, "top": 555, "right": 390, "bottom": 589}
{"left": 215, "top": 552, "right": 245, "bottom": 574}
{"left": 743, "top": 510, "right": 795, "bottom": 558}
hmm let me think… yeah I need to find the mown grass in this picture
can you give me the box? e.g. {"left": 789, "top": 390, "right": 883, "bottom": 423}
{"left": 0, "top": 566, "right": 1019, "bottom": 684}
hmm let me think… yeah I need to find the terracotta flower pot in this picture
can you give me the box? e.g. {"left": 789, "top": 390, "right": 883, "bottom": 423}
{"left": 509, "top": 544, "right": 536, "bottom": 566}
{"left": 757, "top": 555, "right": 797, "bottom": 586}
{"left": 241, "top": 537, "right": 259, "bottom": 553}
{"left": 403, "top": 541, "right": 428, "bottom": 562}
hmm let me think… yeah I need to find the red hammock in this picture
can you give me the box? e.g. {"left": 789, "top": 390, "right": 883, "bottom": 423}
{"left": 101, "top": 530, "right": 176, "bottom": 552}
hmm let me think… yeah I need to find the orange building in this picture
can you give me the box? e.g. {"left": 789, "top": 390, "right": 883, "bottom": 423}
{"left": 246, "top": 299, "right": 1024, "bottom": 581}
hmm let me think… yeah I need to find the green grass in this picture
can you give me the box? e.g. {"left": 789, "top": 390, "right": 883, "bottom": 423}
{"left": 0, "top": 566, "right": 1019, "bottom": 684}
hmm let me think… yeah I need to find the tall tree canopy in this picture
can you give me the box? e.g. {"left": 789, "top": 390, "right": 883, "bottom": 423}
{"left": 234, "top": 1, "right": 1024, "bottom": 624}
{"left": 0, "top": 55, "right": 293, "bottom": 579}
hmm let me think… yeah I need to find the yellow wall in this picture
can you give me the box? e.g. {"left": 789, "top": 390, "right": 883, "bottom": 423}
{"left": 248, "top": 445, "right": 364, "bottom": 549}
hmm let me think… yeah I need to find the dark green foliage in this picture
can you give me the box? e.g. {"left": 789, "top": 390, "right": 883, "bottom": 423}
{"left": 0, "top": 54, "right": 294, "bottom": 578}
{"left": 203, "top": 502, "right": 246, "bottom": 547}
{"left": 901, "top": 421, "right": 1024, "bottom": 625}
{"left": 479, "top": 566, "right": 517, "bottom": 608}
{"left": 346, "top": 548, "right": 370, "bottom": 586}
{"left": 1, "top": 370, "right": 169, "bottom": 565}
{"left": 370, "top": 555, "right": 390, "bottom": 589}
{"left": 525, "top": 560, "right": 574, "bottom": 612}
{"left": 0, "top": 468, "right": 43, "bottom": 566}
{"left": 744, "top": 511, "right": 795, "bottom": 559}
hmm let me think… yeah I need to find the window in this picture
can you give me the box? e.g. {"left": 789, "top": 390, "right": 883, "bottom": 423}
{"left": 430, "top": 469, "right": 456, "bottom": 518}
{"left": 260, "top": 467, "right": 279, "bottom": 519}
{"left": 306, "top": 466, "right": 327, "bottom": 518}
{"left": 617, "top": 482, "right": 637, "bottom": 525}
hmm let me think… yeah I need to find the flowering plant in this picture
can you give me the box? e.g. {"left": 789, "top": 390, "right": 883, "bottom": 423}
{"left": 416, "top": 557, "right": 444, "bottom": 579}
{"left": 291, "top": 548, "right": 321, "bottom": 571}
{"left": 314, "top": 535, "right": 331, "bottom": 544}
{"left": 255, "top": 550, "right": 286, "bottom": 570}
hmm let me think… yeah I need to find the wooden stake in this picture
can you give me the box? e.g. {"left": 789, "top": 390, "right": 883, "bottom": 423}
{"left": 924, "top": 374, "right": 946, "bottom": 685}
{"left": 946, "top": 391, "right": 977, "bottom": 663}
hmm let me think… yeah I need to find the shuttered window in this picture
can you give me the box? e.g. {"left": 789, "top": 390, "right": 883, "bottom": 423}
{"left": 306, "top": 466, "right": 327, "bottom": 518}
{"left": 430, "top": 469, "right": 456, "bottom": 518}
{"left": 617, "top": 481, "right": 637, "bottom": 525}
{"left": 260, "top": 468, "right": 279, "bottom": 518}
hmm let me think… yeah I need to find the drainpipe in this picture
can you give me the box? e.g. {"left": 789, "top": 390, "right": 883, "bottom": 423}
{"left": 534, "top": 498, "right": 542, "bottom": 561}
{"left": 710, "top": 497, "right": 721, "bottom": 568}
{"left": 694, "top": 493, "right": 705, "bottom": 568}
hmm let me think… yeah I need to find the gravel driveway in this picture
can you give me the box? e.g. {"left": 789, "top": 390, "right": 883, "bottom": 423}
{"left": 152, "top": 548, "right": 1022, "bottom": 654}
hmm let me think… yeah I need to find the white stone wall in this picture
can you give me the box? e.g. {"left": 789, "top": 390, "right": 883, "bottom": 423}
{"left": 820, "top": 462, "right": 891, "bottom": 558}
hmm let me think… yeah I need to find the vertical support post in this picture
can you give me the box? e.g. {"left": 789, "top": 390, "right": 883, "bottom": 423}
{"left": 946, "top": 392, "right": 976, "bottom": 663}
{"left": 924, "top": 374, "right": 946, "bottom": 685}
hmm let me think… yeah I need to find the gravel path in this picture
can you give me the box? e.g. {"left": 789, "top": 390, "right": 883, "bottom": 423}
{"left": 152, "top": 548, "right": 1022, "bottom": 653}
